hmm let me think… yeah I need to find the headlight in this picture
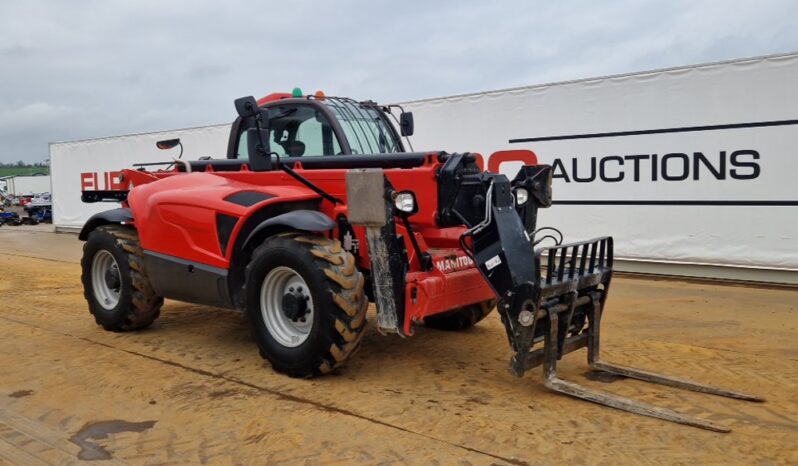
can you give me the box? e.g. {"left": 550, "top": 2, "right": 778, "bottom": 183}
{"left": 515, "top": 188, "right": 529, "bottom": 206}
{"left": 394, "top": 191, "right": 417, "bottom": 214}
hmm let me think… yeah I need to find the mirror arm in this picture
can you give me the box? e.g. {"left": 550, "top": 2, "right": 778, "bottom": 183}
{"left": 385, "top": 107, "right": 414, "bottom": 152}
{"left": 254, "top": 111, "right": 278, "bottom": 168}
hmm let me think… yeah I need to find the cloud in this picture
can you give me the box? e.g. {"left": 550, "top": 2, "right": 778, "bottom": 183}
{"left": 1, "top": 0, "right": 797, "bottom": 162}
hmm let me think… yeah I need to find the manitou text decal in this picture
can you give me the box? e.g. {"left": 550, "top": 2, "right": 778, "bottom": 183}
{"left": 434, "top": 255, "right": 475, "bottom": 273}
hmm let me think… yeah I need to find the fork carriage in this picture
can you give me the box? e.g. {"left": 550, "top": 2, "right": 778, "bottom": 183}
{"left": 506, "top": 238, "right": 762, "bottom": 432}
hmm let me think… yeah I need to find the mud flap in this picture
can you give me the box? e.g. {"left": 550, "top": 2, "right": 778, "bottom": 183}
{"left": 346, "top": 169, "right": 406, "bottom": 335}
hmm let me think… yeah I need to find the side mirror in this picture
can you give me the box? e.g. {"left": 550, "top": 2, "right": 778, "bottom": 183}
{"left": 400, "top": 112, "right": 414, "bottom": 137}
{"left": 234, "top": 96, "right": 259, "bottom": 118}
{"left": 156, "top": 138, "right": 183, "bottom": 159}
{"left": 156, "top": 138, "right": 180, "bottom": 150}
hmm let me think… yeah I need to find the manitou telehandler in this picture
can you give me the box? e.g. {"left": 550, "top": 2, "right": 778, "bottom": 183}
{"left": 79, "top": 90, "right": 761, "bottom": 432}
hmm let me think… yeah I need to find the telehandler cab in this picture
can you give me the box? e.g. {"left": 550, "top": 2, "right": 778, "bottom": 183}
{"left": 79, "top": 90, "right": 761, "bottom": 432}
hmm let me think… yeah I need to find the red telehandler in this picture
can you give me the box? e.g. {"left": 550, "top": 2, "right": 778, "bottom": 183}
{"left": 79, "top": 90, "right": 761, "bottom": 432}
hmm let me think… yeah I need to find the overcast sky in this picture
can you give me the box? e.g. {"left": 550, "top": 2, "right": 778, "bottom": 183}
{"left": 1, "top": 0, "right": 797, "bottom": 163}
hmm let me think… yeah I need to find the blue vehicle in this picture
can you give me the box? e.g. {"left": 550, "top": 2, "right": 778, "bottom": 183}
{"left": 0, "top": 210, "right": 22, "bottom": 226}
{"left": 27, "top": 206, "right": 51, "bottom": 223}
{"left": 23, "top": 193, "right": 51, "bottom": 224}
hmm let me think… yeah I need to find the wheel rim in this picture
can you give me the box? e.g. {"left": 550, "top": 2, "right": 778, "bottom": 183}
{"left": 260, "top": 266, "right": 314, "bottom": 348}
{"left": 92, "top": 250, "right": 121, "bottom": 310}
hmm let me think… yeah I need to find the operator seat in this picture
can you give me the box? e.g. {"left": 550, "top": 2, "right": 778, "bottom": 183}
{"left": 282, "top": 140, "right": 306, "bottom": 157}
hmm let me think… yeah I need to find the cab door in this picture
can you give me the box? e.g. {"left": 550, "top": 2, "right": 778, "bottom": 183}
{"left": 228, "top": 102, "right": 346, "bottom": 161}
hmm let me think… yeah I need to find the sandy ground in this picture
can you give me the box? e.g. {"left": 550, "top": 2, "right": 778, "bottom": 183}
{"left": 0, "top": 226, "right": 796, "bottom": 465}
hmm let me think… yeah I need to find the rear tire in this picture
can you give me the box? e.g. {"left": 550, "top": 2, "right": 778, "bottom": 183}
{"left": 81, "top": 225, "right": 163, "bottom": 331}
{"left": 424, "top": 299, "right": 496, "bottom": 331}
{"left": 245, "top": 233, "right": 367, "bottom": 378}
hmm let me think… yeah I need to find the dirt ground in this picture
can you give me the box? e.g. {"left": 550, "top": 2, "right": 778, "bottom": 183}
{"left": 1, "top": 227, "right": 796, "bottom": 465}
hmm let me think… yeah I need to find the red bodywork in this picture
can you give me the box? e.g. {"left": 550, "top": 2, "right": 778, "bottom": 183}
{"left": 117, "top": 150, "right": 536, "bottom": 335}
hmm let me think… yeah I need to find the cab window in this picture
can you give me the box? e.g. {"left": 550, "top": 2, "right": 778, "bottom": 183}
{"left": 236, "top": 104, "right": 342, "bottom": 160}
{"left": 272, "top": 105, "right": 342, "bottom": 157}
{"left": 324, "top": 99, "right": 400, "bottom": 154}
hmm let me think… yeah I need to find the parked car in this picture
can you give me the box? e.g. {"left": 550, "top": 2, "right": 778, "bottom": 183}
{"left": 24, "top": 192, "right": 52, "bottom": 223}
{"left": 0, "top": 210, "right": 23, "bottom": 226}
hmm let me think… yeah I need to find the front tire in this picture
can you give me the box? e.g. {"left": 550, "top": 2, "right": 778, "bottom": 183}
{"left": 81, "top": 225, "right": 163, "bottom": 331}
{"left": 245, "top": 233, "right": 367, "bottom": 377}
{"left": 424, "top": 299, "right": 496, "bottom": 331}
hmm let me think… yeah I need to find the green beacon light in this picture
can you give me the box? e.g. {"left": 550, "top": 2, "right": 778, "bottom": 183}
{"left": 291, "top": 87, "right": 303, "bottom": 98}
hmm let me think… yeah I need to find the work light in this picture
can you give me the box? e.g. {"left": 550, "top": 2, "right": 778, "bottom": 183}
{"left": 515, "top": 188, "right": 529, "bottom": 206}
{"left": 394, "top": 191, "right": 417, "bottom": 214}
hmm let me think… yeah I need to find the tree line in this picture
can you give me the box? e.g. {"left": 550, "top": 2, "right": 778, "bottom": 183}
{"left": 0, "top": 161, "right": 49, "bottom": 168}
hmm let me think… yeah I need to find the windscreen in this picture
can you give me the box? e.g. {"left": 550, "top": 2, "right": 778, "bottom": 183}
{"left": 323, "top": 98, "right": 401, "bottom": 154}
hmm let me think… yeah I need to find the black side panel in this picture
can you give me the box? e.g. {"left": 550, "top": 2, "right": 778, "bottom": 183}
{"left": 144, "top": 251, "right": 233, "bottom": 309}
{"left": 216, "top": 213, "right": 238, "bottom": 256}
{"left": 79, "top": 208, "right": 134, "bottom": 240}
{"left": 224, "top": 191, "right": 274, "bottom": 207}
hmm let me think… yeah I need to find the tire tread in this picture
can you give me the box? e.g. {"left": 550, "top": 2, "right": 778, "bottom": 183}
{"left": 81, "top": 225, "right": 163, "bottom": 331}
{"left": 246, "top": 233, "right": 367, "bottom": 377}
